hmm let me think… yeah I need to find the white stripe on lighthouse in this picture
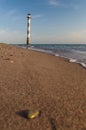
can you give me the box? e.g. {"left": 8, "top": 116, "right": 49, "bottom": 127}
{"left": 27, "top": 14, "right": 31, "bottom": 45}
{"left": 27, "top": 22, "right": 30, "bottom": 37}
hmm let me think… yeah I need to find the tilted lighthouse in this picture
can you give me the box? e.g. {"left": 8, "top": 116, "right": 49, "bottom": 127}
{"left": 27, "top": 14, "right": 31, "bottom": 46}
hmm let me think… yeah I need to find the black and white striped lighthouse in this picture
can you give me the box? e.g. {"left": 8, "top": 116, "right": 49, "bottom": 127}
{"left": 27, "top": 14, "right": 31, "bottom": 46}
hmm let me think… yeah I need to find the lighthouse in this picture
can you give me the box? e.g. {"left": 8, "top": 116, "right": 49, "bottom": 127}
{"left": 27, "top": 14, "right": 31, "bottom": 46}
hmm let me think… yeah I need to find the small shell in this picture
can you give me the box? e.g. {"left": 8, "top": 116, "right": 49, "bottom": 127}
{"left": 27, "top": 110, "right": 40, "bottom": 119}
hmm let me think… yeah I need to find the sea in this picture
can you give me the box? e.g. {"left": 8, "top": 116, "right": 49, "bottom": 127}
{"left": 15, "top": 44, "right": 86, "bottom": 68}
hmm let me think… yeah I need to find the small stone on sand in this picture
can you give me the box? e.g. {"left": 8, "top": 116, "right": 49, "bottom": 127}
{"left": 27, "top": 110, "right": 40, "bottom": 119}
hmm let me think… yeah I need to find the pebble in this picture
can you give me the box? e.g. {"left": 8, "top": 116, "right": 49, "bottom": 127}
{"left": 27, "top": 110, "right": 40, "bottom": 119}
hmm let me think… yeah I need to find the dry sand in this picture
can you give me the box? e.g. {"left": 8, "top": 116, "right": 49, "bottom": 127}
{"left": 0, "top": 43, "right": 86, "bottom": 130}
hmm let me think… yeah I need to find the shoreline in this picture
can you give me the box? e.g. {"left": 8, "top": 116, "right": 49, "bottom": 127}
{"left": 0, "top": 43, "right": 86, "bottom": 130}
{"left": 12, "top": 43, "right": 86, "bottom": 69}
{"left": 30, "top": 46, "right": 86, "bottom": 69}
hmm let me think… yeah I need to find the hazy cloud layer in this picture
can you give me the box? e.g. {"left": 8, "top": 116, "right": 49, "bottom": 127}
{"left": 48, "top": 0, "right": 79, "bottom": 10}
{"left": 0, "top": 29, "right": 26, "bottom": 44}
{"left": 6, "top": 9, "right": 17, "bottom": 17}
{"left": 31, "top": 30, "right": 86, "bottom": 44}
{"left": 32, "top": 14, "right": 44, "bottom": 19}
{"left": 1, "top": 29, "right": 86, "bottom": 44}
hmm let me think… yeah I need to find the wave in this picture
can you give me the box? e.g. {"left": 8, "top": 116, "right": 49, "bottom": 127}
{"left": 30, "top": 46, "right": 86, "bottom": 69}
{"left": 12, "top": 44, "right": 86, "bottom": 69}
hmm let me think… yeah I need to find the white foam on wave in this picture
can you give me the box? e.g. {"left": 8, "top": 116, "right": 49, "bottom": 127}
{"left": 31, "top": 46, "right": 34, "bottom": 48}
{"left": 55, "top": 54, "right": 59, "bottom": 57}
{"left": 69, "top": 58, "right": 77, "bottom": 63}
{"left": 80, "top": 63, "right": 86, "bottom": 68}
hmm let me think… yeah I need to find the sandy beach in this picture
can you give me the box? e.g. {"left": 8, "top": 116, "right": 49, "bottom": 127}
{"left": 0, "top": 43, "right": 86, "bottom": 130}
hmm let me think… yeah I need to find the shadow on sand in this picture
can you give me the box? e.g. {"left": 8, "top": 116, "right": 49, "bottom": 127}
{"left": 16, "top": 110, "right": 29, "bottom": 119}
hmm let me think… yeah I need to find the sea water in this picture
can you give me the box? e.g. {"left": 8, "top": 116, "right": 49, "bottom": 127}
{"left": 17, "top": 44, "right": 86, "bottom": 68}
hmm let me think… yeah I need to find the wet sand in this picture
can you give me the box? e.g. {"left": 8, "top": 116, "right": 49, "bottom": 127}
{"left": 0, "top": 43, "right": 86, "bottom": 130}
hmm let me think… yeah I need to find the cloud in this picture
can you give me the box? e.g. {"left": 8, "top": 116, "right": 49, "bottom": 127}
{"left": 1, "top": 28, "right": 86, "bottom": 44}
{"left": 12, "top": 16, "right": 23, "bottom": 22}
{"left": 57, "top": 30, "right": 86, "bottom": 43}
{"left": 31, "top": 30, "right": 86, "bottom": 44}
{"left": 48, "top": 0, "right": 79, "bottom": 10}
{"left": 71, "top": 4, "right": 79, "bottom": 10}
{"left": 49, "top": 0, "right": 59, "bottom": 6}
{"left": 32, "top": 14, "right": 44, "bottom": 19}
{"left": 6, "top": 9, "right": 17, "bottom": 17}
{"left": 70, "top": 31, "right": 86, "bottom": 43}
{"left": 2, "top": 9, "right": 24, "bottom": 22}
{"left": 0, "top": 29, "right": 26, "bottom": 44}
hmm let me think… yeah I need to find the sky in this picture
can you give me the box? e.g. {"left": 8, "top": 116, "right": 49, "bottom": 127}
{"left": 0, "top": 0, "right": 86, "bottom": 44}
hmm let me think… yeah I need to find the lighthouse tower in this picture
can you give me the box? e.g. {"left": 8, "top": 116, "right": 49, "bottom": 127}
{"left": 27, "top": 14, "right": 31, "bottom": 46}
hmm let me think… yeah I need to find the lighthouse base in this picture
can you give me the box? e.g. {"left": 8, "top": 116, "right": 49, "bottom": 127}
{"left": 27, "top": 38, "right": 30, "bottom": 47}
